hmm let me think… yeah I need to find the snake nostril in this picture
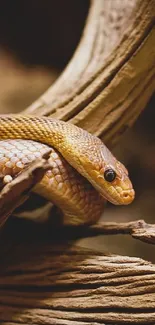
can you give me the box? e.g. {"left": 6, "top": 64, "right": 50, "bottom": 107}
{"left": 123, "top": 192, "right": 130, "bottom": 199}
{"left": 122, "top": 189, "right": 135, "bottom": 205}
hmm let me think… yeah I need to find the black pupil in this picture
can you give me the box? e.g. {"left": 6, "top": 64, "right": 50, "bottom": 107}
{"left": 104, "top": 169, "right": 116, "bottom": 182}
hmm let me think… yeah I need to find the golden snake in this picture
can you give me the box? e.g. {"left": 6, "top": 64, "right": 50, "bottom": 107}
{"left": 0, "top": 115, "right": 135, "bottom": 225}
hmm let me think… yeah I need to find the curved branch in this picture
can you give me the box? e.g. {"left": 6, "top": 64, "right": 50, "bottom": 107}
{"left": 25, "top": 0, "right": 155, "bottom": 147}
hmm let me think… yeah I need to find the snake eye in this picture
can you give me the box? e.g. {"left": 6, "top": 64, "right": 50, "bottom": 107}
{"left": 104, "top": 168, "right": 116, "bottom": 182}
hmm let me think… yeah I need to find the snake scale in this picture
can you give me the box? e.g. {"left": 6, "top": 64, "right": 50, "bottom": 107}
{"left": 0, "top": 115, "right": 135, "bottom": 225}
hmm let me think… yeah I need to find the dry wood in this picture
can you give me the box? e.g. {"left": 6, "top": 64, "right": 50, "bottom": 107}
{"left": 46, "top": 219, "right": 155, "bottom": 245}
{"left": 0, "top": 240, "right": 155, "bottom": 325}
{"left": 25, "top": 0, "right": 155, "bottom": 147}
{"left": 86, "top": 220, "right": 155, "bottom": 245}
{"left": 1, "top": 1, "right": 155, "bottom": 324}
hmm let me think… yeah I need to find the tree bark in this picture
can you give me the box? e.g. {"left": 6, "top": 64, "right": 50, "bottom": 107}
{"left": 0, "top": 238, "right": 155, "bottom": 325}
{"left": 25, "top": 0, "right": 155, "bottom": 147}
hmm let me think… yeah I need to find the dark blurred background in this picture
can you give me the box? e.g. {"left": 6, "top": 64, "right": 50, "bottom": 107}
{"left": 0, "top": 1, "right": 154, "bottom": 262}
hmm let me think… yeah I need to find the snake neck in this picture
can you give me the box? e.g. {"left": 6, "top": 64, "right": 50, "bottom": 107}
{"left": 0, "top": 115, "right": 94, "bottom": 175}
{"left": 0, "top": 114, "right": 74, "bottom": 144}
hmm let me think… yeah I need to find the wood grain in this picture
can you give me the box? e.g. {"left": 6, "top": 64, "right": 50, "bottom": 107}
{"left": 25, "top": 0, "right": 155, "bottom": 147}
{"left": 0, "top": 240, "right": 155, "bottom": 324}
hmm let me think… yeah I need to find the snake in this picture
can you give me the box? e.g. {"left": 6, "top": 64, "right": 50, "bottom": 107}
{"left": 0, "top": 115, "right": 135, "bottom": 226}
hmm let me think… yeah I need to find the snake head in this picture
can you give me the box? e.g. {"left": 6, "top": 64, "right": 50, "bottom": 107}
{"left": 76, "top": 136, "right": 135, "bottom": 206}
{"left": 96, "top": 159, "right": 135, "bottom": 205}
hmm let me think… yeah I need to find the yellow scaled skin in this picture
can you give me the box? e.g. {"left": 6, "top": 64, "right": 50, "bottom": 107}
{"left": 0, "top": 139, "right": 104, "bottom": 225}
{"left": 0, "top": 115, "right": 135, "bottom": 225}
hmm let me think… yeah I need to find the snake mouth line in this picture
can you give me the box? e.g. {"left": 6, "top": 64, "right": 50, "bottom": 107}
{"left": 100, "top": 187, "right": 135, "bottom": 206}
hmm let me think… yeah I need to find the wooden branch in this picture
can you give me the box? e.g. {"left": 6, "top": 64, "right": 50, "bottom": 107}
{"left": 71, "top": 220, "right": 155, "bottom": 245}
{"left": 0, "top": 240, "right": 155, "bottom": 324}
{"left": 24, "top": 0, "right": 155, "bottom": 147}
{"left": 39, "top": 220, "right": 155, "bottom": 245}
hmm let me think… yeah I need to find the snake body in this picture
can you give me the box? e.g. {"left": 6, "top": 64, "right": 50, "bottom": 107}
{"left": 0, "top": 115, "right": 135, "bottom": 225}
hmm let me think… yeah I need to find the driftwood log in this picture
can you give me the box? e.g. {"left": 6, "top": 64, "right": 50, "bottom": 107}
{"left": 1, "top": 0, "right": 155, "bottom": 324}
{"left": 0, "top": 229, "right": 155, "bottom": 325}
